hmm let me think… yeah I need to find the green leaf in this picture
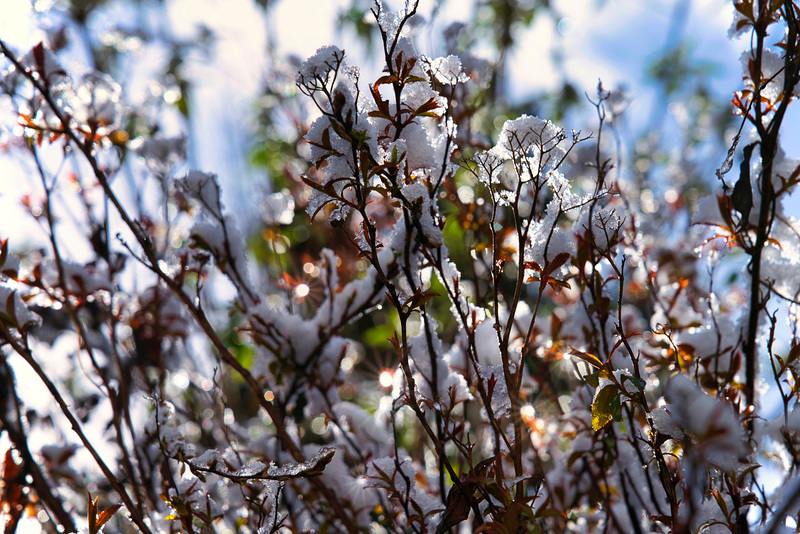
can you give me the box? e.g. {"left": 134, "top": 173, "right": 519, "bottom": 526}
{"left": 711, "top": 489, "right": 729, "bottom": 519}
{"left": 585, "top": 371, "right": 600, "bottom": 388}
{"left": 536, "top": 508, "right": 568, "bottom": 520}
{"left": 786, "top": 344, "right": 800, "bottom": 366}
{"left": 610, "top": 393, "right": 622, "bottom": 422}
{"left": 3, "top": 291, "right": 17, "bottom": 327}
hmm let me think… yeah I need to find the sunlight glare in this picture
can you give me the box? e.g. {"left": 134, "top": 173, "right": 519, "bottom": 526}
{"left": 379, "top": 370, "right": 394, "bottom": 388}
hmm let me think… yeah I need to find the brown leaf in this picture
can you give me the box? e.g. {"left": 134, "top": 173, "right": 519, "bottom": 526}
{"left": 437, "top": 483, "right": 473, "bottom": 534}
{"left": 569, "top": 348, "right": 604, "bottom": 369}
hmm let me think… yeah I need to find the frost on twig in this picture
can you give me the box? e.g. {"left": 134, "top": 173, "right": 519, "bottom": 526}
{"left": 186, "top": 447, "right": 336, "bottom": 483}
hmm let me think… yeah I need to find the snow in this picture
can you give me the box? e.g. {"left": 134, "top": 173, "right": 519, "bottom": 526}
{"left": 434, "top": 245, "right": 485, "bottom": 331}
{"left": 265, "top": 446, "right": 335, "bottom": 480}
{"left": 0, "top": 283, "right": 40, "bottom": 329}
{"left": 44, "top": 260, "right": 111, "bottom": 296}
{"left": 368, "top": 453, "right": 442, "bottom": 523}
{"left": 333, "top": 401, "right": 391, "bottom": 444}
{"left": 678, "top": 314, "right": 737, "bottom": 375}
{"left": 61, "top": 72, "right": 122, "bottom": 128}
{"left": 429, "top": 55, "right": 467, "bottom": 86}
{"left": 473, "top": 146, "right": 506, "bottom": 188}
{"left": 2, "top": 1, "right": 795, "bottom": 531}
{"left": 649, "top": 405, "right": 685, "bottom": 441}
{"left": 575, "top": 206, "right": 623, "bottom": 250}
{"left": 1, "top": 44, "right": 66, "bottom": 90}
{"left": 191, "top": 449, "right": 225, "bottom": 470}
{"left": 691, "top": 193, "right": 729, "bottom": 228}
{"left": 368, "top": 455, "right": 414, "bottom": 493}
{"left": 478, "top": 363, "right": 512, "bottom": 417}
{"left": 399, "top": 122, "right": 436, "bottom": 173}
{"left": 494, "top": 115, "right": 565, "bottom": 165}
{"left": 233, "top": 461, "right": 266, "bottom": 477}
{"left": 188, "top": 213, "right": 253, "bottom": 302}
{"left": 189, "top": 447, "right": 334, "bottom": 481}
{"left": 474, "top": 319, "right": 502, "bottom": 366}
{"left": 762, "top": 215, "right": 800, "bottom": 297}
{"left": 257, "top": 480, "right": 284, "bottom": 533}
{"left": 728, "top": 7, "right": 750, "bottom": 39}
{"left": 302, "top": 111, "right": 357, "bottom": 223}
{"left": 740, "top": 48, "right": 788, "bottom": 102}
{"left": 188, "top": 221, "right": 224, "bottom": 256}
{"left": 664, "top": 374, "right": 746, "bottom": 472}
{"left": 406, "top": 316, "right": 471, "bottom": 409}
{"left": 400, "top": 180, "right": 443, "bottom": 246}
{"left": 136, "top": 135, "right": 187, "bottom": 175}
{"left": 179, "top": 170, "right": 224, "bottom": 219}
{"left": 296, "top": 45, "right": 343, "bottom": 84}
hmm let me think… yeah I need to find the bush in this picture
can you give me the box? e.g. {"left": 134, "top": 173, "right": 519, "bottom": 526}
{"left": 1, "top": 1, "right": 800, "bottom": 532}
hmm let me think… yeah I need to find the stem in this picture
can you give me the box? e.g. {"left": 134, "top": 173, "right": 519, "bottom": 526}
{"left": 0, "top": 328, "right": 155, "bottom": 534}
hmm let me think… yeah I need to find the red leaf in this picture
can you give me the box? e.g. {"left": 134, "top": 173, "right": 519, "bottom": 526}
{"left": 32, "top": 42, "right": 45, "bottom": 76}
{"left": 96, "top": 504, "right": 123, "bottom": 530}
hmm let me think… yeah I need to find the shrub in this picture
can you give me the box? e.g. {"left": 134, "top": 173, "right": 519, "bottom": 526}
{"left": 1, "top": 1, "right": 800, "bottom": 532}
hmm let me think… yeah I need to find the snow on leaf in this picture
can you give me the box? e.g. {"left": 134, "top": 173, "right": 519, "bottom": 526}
{"left": 401, "top": 180, "right": 443, "bottom": 246}
{"left": 650, "top": 406, "right": 685, "bottom": 441}
{"left": 257, "top": 480, "right": 284, "bottom": 534}
{"left": 741, "top": 48, "right": 787, "bottom": 102}
{"left": 478, "top": 364, "right": 511, "bottom": 417}
{"left": 190, "top": 449, "right": 226, "bottom": 471}
{"left": 0, "top": 283, "right": 40, "bottom": 329}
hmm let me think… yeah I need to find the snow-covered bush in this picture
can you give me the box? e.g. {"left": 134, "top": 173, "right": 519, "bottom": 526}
{"left": 0, "top": 0, "right": 799, "bottom": 532}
